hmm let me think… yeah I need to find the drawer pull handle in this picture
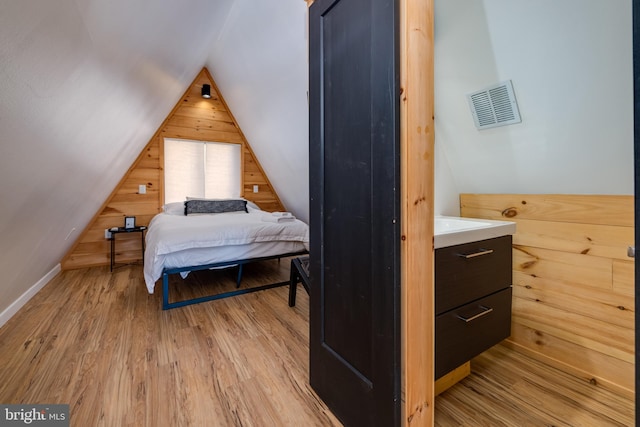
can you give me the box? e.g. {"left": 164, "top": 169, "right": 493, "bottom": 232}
{"left": 458, "top": 249, "right": 494, "bottom": 259}
{"left": 456, "top": 306, "right": 494, "bottom": 323}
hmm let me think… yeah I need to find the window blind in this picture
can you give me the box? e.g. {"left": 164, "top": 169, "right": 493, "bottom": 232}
{"left": 164, "top": 138, "right": 241, "bottom": 204}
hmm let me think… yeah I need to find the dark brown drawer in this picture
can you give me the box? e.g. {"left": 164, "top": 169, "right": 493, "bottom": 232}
{"left": 435, "top": 287, "right": 512, "bottom": 379}
{"left": 435, "top": 235, "right": 512, "bottom": 315}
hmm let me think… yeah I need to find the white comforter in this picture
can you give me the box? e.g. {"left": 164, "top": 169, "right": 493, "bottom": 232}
{"left": 143, "top": 210, "right": 309, "bottom": 293}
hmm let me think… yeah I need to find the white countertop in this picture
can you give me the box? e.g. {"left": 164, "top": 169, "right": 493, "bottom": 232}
{"left": 434, "top": 216, "right": 516, "bottom": 249}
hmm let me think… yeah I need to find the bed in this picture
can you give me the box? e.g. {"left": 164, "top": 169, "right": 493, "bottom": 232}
{"left": 144, "top": 199, "right": 309, "bottom": 309}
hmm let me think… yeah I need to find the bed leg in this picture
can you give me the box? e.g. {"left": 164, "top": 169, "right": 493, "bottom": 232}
{"left": 162, "top": 272, "right": 170, "bottom": 310}
{"left": 236, "top": 264, "right": 243, "bottom": 288}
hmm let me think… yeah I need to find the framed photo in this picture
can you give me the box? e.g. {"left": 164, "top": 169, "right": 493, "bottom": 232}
{"left": 124, "top": 216, "right": 136, "bottom": 229}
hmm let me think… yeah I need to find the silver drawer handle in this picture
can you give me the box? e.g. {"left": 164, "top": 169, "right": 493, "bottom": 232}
{"left": 456, "top": 306, "right": 494, "bottom": 323}
{"left": 457, "top": 249, "right": 494, "bottom": 259}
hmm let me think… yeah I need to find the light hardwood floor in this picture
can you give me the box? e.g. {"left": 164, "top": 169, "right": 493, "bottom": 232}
{"left": 0, "top": 260, "right": 341, "bottom": 426}
{"left": 0, "top": 262, "right": 634, "bottom": 426}
{"left": 436, "top": 345, "right": 634, "bottom": 426}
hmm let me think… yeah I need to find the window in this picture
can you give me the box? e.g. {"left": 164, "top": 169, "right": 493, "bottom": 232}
{"left": 164, "top": 138, "right": 241, "bottom": 203}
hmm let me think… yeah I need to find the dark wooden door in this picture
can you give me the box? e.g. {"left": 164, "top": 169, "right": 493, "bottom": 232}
{"left": 308, "top": 0, "right": 401, "bottom": 425}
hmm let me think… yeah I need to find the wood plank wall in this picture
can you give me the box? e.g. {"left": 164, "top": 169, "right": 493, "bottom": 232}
{"left": 61, "top": 68, "right": 285, "bottom": 270}
{"left": 460, "top": 194, "right": 635, "bottom": 399}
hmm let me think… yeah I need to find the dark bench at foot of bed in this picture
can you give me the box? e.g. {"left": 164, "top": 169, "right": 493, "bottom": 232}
{"left": 288, "top": 256, "right": 310, "bottom": 307}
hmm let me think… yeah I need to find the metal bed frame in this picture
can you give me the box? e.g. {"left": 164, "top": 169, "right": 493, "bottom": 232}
{"left": 161, "top": 250, "right": 308, "bottom": 310}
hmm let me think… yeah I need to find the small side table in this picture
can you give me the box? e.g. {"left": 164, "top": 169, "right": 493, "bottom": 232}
{"left": 289, "top": 256, "right": 310, "bottom": 307}
{"left": 110, "top": 226, "right": 147, "bottom": 272}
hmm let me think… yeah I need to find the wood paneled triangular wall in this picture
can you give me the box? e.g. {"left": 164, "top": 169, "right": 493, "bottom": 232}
{"left": 62, "top": 68, "right": 285, "bottom": 270}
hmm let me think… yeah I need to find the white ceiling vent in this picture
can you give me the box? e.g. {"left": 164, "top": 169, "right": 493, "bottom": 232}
{"left": 467, "top": 80, "right": 521, "bottom": 130}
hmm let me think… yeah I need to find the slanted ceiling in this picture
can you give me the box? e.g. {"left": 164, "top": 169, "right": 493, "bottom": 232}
{"left": 62, "top": 68, "right": 284, "bottom": 270}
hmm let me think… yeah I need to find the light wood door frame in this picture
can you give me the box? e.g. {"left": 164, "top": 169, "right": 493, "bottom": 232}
{"left": 400, "top": 0, "right": 435, "bottom": 425}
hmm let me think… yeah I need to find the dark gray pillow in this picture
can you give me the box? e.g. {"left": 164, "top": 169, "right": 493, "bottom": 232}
{"left": 184, "top": 199, "right": 248, "bottom": 215}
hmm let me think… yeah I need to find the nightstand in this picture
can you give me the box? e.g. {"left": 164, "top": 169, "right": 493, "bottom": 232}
{"left": 109, "top": 226, "right": 147, "bottom": 272}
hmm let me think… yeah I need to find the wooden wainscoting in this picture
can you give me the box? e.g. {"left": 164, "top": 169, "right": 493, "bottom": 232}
{"left": 460, "top": 194, "right": 634, "bottom": 399}
{"left": 61, "top": 68, "right": 284, "bottom": 270}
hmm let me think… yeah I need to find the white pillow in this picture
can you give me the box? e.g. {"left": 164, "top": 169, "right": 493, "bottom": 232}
{"left": 162, "top": 202, "right": 185, "bottom": 215}
{"left": 245, "top": 200, "right": 261, "bottom": 211}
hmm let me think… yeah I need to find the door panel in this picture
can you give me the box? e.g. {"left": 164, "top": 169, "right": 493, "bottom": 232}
{"left": 309, "top": 0, "right": 401, "bottom": 425}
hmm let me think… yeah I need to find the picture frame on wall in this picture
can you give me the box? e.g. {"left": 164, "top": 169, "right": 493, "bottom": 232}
{"left": 124, "top": 216, "right": 136, "bottom": 229}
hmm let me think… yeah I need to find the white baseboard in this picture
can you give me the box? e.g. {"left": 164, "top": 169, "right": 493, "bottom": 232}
{"left": 0, "top": 264, "right": 61, "bottom": 329}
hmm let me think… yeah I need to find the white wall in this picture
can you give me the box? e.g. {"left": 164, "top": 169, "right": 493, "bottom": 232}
{"left": 204, "top": 0, "right": 310, "bottom": 222}
{"left": 434, "top": 0, "right": 633, "bottom": 216}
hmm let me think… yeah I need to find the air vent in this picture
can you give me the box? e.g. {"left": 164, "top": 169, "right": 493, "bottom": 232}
{"left": 467, "top": 80, "right": 521, "bottom": 130}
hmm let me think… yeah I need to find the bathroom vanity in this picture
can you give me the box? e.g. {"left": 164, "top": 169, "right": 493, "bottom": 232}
{"left": 434, "top": 216, "right": 516, "bottom": 387}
